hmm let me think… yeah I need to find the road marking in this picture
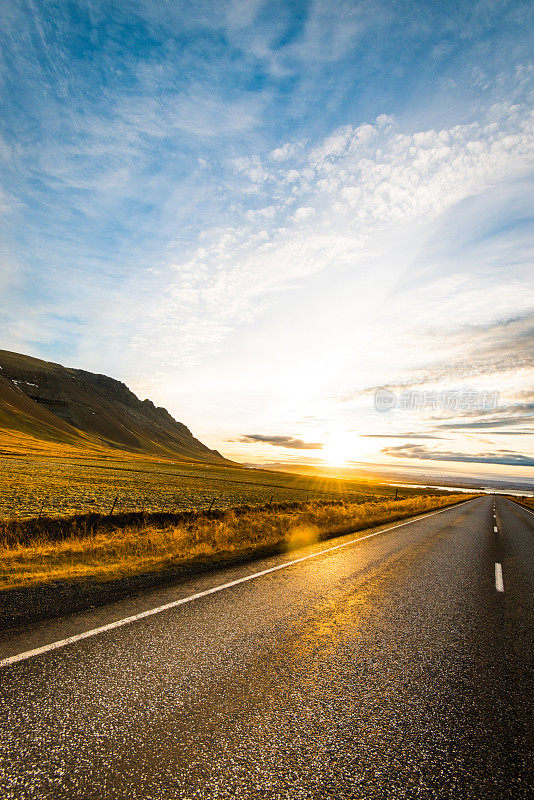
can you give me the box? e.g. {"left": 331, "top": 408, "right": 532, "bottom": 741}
{"left": 0, "top": 499, "right": 474, "bottom": 669}
{"left": 495, "top": 563, "right": 504, "bottom": 592}
{"left": 494, "top": 526, "right": 498, "bottom": 533}
{"left": 511, "top": 501, "right": 534, "bottom": 516}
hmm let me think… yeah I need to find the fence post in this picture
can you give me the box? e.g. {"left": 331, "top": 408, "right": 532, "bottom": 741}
{"left": 109, "top": 496, "right": 118, "bottom": 516}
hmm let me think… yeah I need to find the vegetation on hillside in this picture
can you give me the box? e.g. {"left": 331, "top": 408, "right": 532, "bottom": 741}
{"left": 0, "top": 348, "right": 226, "bottom": 462}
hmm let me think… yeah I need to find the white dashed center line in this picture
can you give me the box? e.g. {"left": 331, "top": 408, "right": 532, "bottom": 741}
{"left": 495, "top": 562, "right": 504, "bottom": 592}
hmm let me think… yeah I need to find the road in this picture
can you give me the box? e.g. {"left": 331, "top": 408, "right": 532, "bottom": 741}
{"left": 0, "top": 495, "right": 533, "bottom": 799}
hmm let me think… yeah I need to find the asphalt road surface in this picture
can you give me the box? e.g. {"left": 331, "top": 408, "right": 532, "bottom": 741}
{"left": 0, "top": 495, "right": 533, "bottom": 799}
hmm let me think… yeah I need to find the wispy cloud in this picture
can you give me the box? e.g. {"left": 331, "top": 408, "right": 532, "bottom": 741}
{"left": 362, "top": 433, "right": 444, "bottom": 439}
{"left": 381, "top": 443, "right": 534, "bottom": 468}
{"left": 438, "top": 418, "right": 533, "bottom": 430}
{"left": 236, "top": 434, "right": 323, "bottom": 450}
{"left": 352, "top": 311, "right": 534, "bottom": 398}
{"left": 134, "top": 101, "right": 534, "bottom": 367}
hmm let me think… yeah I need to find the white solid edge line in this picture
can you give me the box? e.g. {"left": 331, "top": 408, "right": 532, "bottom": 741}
{"left": 495, "top": 562, "right": 504, "bottom": 592}
{"left": 0, "top": 498, "right": 475, "bottom": 669}
{"left": 511, "top": 500, "right": 534, "bottom": 516}
{"left": 500, "top": 498, "right": 534, "bottom": 520}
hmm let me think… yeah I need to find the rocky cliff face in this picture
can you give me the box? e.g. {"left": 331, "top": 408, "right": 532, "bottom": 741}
{"left": 0, "top": 350, "right": 227, "bottom": 463}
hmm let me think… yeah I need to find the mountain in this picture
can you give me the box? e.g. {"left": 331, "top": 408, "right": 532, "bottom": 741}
{"left": 0, "top": 349, "right": 227, "bottom": 463}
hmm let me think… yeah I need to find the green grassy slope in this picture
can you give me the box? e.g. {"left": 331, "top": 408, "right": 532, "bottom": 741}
{"left": 0, "top": 350, "right": 227, "bottom": 463}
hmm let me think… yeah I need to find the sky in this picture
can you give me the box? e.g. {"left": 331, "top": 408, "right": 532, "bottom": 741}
{"left": 0, "top": 0, "right": 533, "bottom": 483}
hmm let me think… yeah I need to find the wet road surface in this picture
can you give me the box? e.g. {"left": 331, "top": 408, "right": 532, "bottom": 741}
{"left": 0, "top": 495, "right": 532, "bottom": 799}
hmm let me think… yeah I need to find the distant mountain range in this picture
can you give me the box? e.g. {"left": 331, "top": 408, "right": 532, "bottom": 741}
{"left": 0, "top": 349, "right": 227, "bottom": 463}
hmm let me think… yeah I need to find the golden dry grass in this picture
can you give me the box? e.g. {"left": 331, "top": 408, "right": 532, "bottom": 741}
{"left": 0, "top": 494, "right": 472, "bottom": 590}
{"left": 509, "top": 496, "right": 534, "bottom": 512}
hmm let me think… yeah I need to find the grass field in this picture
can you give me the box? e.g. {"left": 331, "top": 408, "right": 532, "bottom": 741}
{"left": 0, "top": 451, "right": 442, "bottom": 520}
{"left": 0, "top": 440, "right": 473, "bottom": 605}
{"left": 0, "top": 494, "right": 471, "bottom": 591}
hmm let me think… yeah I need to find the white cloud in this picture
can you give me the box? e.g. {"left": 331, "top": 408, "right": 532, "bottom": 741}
{"left": 269, "top": 142, "right": 303, "bottom": 162}
{"left": 244, "top": 205, "right": 278, "bottom": 221}
{"left": 293, "top": 206, "right": 315, "bottom": 221}
{"left": 132, "top": 99, "right": 533, "bottom": 370}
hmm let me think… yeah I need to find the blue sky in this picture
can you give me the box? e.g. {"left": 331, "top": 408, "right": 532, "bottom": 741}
{"left": 0, "top": 0, "right": 533, "bottom": 479}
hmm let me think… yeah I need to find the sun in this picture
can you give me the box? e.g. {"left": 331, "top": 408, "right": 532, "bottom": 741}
{"left": 323, "top": 432, "right": 362, "bottom": 466}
